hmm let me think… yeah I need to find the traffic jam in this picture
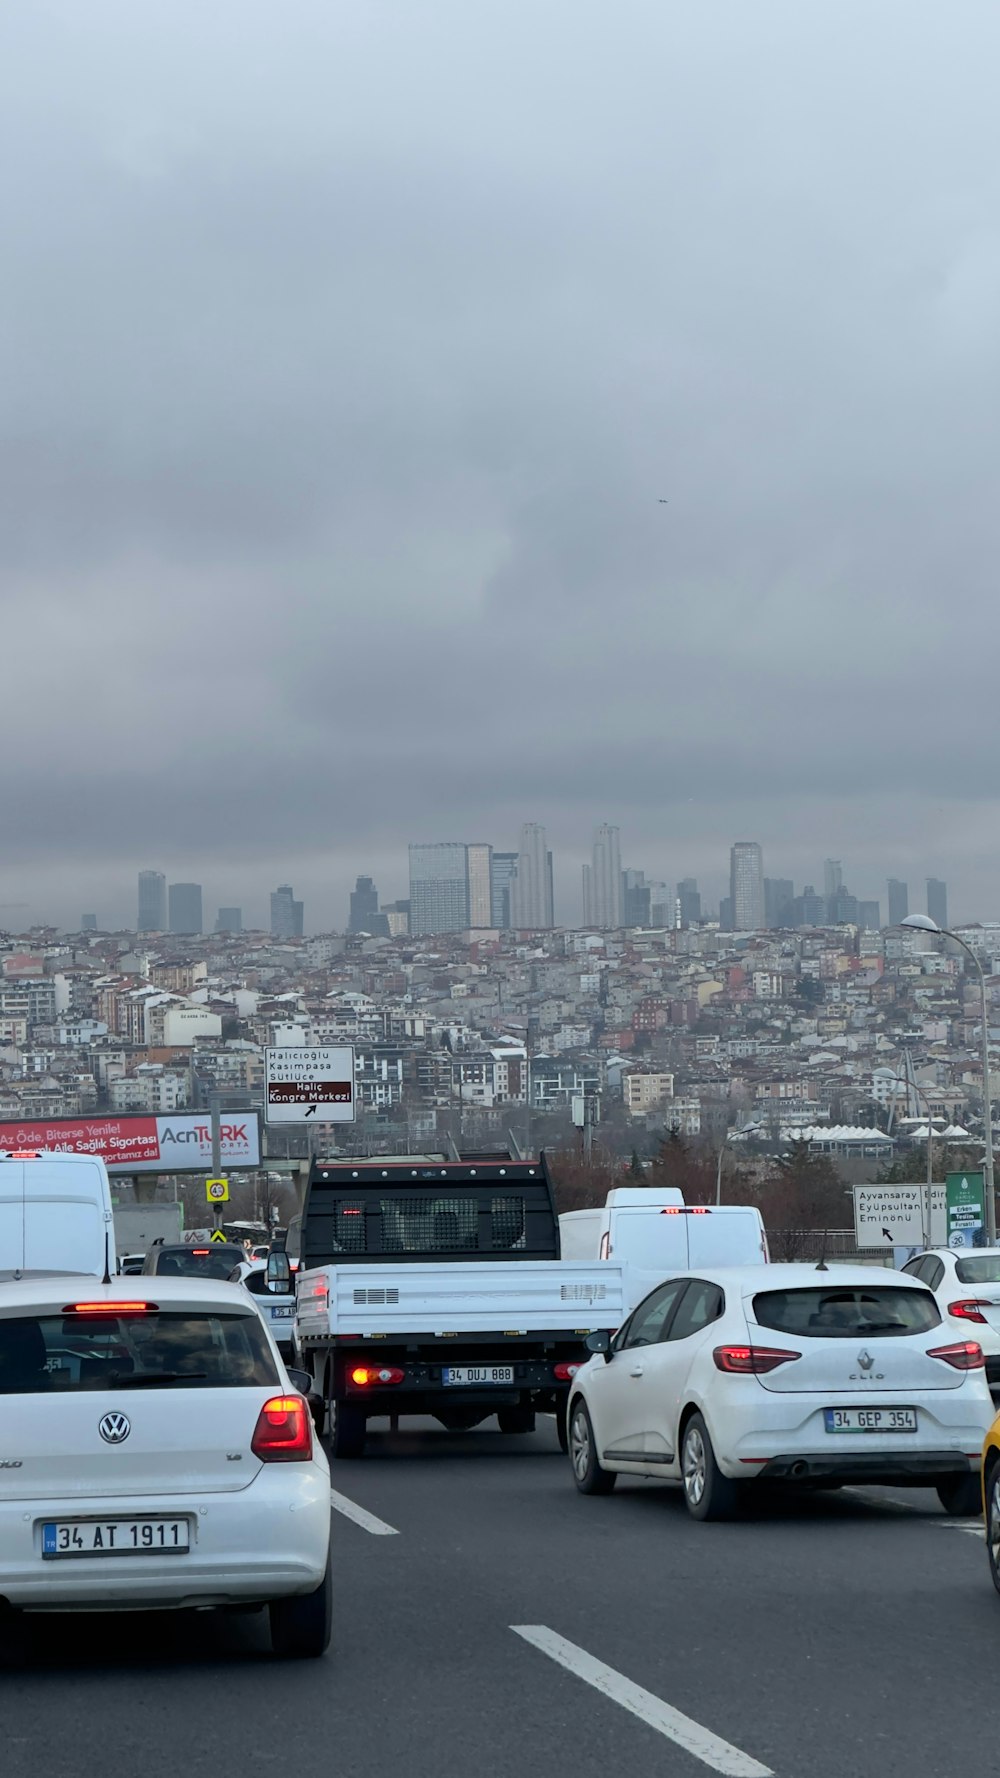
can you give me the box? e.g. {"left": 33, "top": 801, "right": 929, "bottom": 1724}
{"left": 4, "top": 1132, "right": 1000, "bottom": 1666}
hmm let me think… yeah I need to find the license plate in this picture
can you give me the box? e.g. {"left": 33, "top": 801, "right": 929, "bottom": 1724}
{"left": 824, "top": 1407, "right": 917, "bottom": 1434}
{"left": 269, "top": 1306, "right": 294, "bottom": 1319}
{"left": 442, "top": 1365, "right": 515, "bottom": 1386}
{"left": 41, "top": 1518, "right": 190, "bottom": 1559}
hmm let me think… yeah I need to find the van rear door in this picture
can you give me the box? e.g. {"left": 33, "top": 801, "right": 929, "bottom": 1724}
{"left": 21, "top": 1160, "right": 110, "bottom": 1276}
{"left": 686, "top": 1206, "right": 768, "bottom": 1270}
{"left": 0, "top": 1160, "right": 25, "bottom": 1274}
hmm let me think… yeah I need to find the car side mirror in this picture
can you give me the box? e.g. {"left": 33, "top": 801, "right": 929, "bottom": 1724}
{"left": 266, "top": 1250, "right": 291, "bottom": 1292}
{"left": 585, "top": 1329, "right": 613, "bottom": 1362}
{"left": 286, "top": 1366, "right": 312, "bottom": 1394}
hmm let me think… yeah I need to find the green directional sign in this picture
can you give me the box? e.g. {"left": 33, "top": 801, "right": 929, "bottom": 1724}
{"left": 946, "top": 1171, "right": 985, "bottom": 1249}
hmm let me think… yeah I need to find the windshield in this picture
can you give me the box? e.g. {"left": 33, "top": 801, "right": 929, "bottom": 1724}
{"left": 0, "top": 1311, "right": 280, "bottom": 1394}
{"left": 753, "top": 1286, "right": 941, "bottom": 1338}
{"left": 152, "top": 1248, "right": 247, "bottom": 1279}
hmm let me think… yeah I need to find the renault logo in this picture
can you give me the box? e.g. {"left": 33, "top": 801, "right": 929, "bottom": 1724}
{"left": 857, "top": 1350, "right": 874, "bottom": 1371}
{"left": 99, "top": 1412, "right": 131, "bottom": 1445}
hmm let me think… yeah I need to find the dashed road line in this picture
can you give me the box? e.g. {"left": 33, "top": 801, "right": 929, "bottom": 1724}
{"left": 329, "top": 1487, "right": 399, "bottom": 1536}
{"left": 511, "top": 1624, "right": 772, "bottom": 1777}
{"left": 933, "top": 1519, "right": 984, "bottom": 1538}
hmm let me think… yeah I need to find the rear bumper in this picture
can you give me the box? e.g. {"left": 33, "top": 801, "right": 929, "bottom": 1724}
{"left": 0, "top": 1465, "right": 331, "bottom": 1611}
{"left": 756, "top": 1449, "right": 977, "bottom": 1485}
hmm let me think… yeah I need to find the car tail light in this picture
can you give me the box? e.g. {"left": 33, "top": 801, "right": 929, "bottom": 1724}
{"left": 553, "top": 1362, "right": 581, "bottom": 1381}
{"left": 349, "top": 1365, "right": 405, "bottom": 1387}
{"left": 928, "top": 1340, "right": 985, "bottom": 1371}
{"left": 251, "top": 1395, "right": 313, "bottom": 1461}
{"left": 948, "top": 1300, "right": 991, "bottom": 1325}
{"left": 713, "top": 1344, "right": 801, "bottom": 1374}
{"left": 191, "top": 1249, "right": 210, "bottom": 1257}
{"left": 65, "top": 1301, "right": 156, "bottom": 1314}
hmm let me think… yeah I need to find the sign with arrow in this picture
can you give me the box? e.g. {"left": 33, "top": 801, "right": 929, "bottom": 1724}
{"left": 264, "top": 1045, "right": 356, "bottom": 1125}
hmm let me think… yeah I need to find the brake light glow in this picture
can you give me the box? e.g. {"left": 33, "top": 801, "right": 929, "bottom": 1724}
{"left": 553, "top": 1362, "right": 580, "bottom": 1381}
{"left": 928, "top": 1340, "right": 985, "bottom": 1371}
{"left": 65, "top": 1301, "right": 155, "bottom": 1314}
{"left": 713, "top": 1344, "right": 801, "bottom": 1374}
{"left": 251, "top": 1396, "right": 313, "bottom": 1461}
{"left": 342, "top": 1208, "right": 362, "bottom": 1215}
{"left": 191, "top": 1249, "right": 210, "bottom": 1257}
{"left": 349, "top": 1365, "right": 405, "bottom": 1387}
{"left": 948, "top": 1300, "right": 991, "bottom": 1325}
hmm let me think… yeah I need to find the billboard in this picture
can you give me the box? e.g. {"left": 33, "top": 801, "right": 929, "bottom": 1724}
{"left": 0, "top": 1113, "right": 261, "bottom": 1174}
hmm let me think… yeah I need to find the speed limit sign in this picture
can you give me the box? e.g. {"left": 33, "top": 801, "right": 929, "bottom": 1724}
{"left": 205, "top": 1177, "right": 230, "bottom": 1204}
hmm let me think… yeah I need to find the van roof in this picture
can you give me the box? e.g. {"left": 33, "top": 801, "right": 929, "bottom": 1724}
{"left": 0, "top": 1151, "right": 107, "bottom": 1167}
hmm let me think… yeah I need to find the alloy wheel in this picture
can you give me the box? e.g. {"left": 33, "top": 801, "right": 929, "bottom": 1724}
{"left": 570, "top": 1408, "right": 591, "bottom": 1482}
{"left": 683, "top": 1425, "right": 707, "bottom": 1507}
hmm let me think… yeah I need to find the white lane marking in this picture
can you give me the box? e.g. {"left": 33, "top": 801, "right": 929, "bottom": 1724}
{"left": 511, "top": 1625, "right": 771, "bottom": 1778}
{"left": 934, "top": 1519, "right": 984, "bottom": 1538}
{"left": 329, "top": 1487, "right": 399, "bottom": 1536}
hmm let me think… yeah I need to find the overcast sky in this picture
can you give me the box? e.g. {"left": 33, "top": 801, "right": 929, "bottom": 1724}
{"left": 2, "top": 0, "right": 999, "bottom": 933}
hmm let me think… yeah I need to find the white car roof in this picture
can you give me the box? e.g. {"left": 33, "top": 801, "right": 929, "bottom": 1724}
{"left": 918, "top": 1247, "right": 1000, "bottom": 1260}
{"left": 669, "top": 1263, "right": 933, "bottom": 1294}
{"left": 0, "top": 1277, "right": 255, "bottom": 1318}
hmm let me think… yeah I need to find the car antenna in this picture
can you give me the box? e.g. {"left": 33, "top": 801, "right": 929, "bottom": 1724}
{"left": 815, "top": 1228, "right": 829, "bottom": 1272}
{"left": 102, "top": 1230, "right": 113, "bottom": 1285}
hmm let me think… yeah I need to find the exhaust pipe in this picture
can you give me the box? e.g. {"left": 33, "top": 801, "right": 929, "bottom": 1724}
{"left": 790, "top": 1460, "right": 809, "bottom": 1479}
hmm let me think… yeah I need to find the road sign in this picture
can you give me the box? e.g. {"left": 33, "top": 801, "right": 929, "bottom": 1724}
{"left": 946, "top": 1172, "right": 985, "bottom": 1249}
{"left": 209, "top": 1228, "right": 228, "bottom": 1243}
{"left": 853, "top": 1183, "right": 948, "bottom": 1249}
{"left": 205, "top": 1177, "right": 229, "bottom": 1204}
{"left": 264, "top": 1045, "right": 356, "bottom": 1124}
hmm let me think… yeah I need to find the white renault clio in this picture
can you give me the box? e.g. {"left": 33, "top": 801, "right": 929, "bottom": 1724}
{"left": 0, "top": 1277, "right": 331, "bottom": 1656}
{"left": 567, "top": 1264, "right": 995, "bottom": 1520}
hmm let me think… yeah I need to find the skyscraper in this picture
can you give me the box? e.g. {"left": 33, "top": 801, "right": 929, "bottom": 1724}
{"left": 764, "top": 877, "right": 794, "bottom": 928}
{"left": 138, "top": 870, "right": 167, "bottom": 933}
{"left": 888, "top": 879, "right": 909, "bottom": 927}
{"left": 927, "top": 878, "right": 948, "bottom": 929}
{"left": 215, "top": 907, "right": 243, "bottom": 934}
{"left": 270, "top": 884, "right": 304, "bottom": 940}
{"left": 466, "top": 844, "right": 494, "bottom": 928}
{"left": 408, "top": 844, "right": 470, "bottom": 935}
{"left": 730, "top": 842, "right": 765, "bottom": 931}
{"left": 587, "top": 824, "right": 622, "bottom": 929}
{"left": 622, "top": 869, "right": 650, "bottom": 927}
{"left": 490, "top": 853, "right": 518, "bottom": 929}
{"left": 81, "top": 914, "right": 97, "bottom": 932}
{"left": 677, "top": 879, "right": 701, "bottom": 928}
{"left": 858, "top": 900, "right": 881, "bottom": 931}
{"left": 348, "top": 876, "right": 380, "bottom": 934}
{"left": 510, "top": 824, "right": 554, "bottom": 929}
{"left": 168, "top": 882, "right": 203, "bottom": 935}
{"left": 823, "top": 859, "right": 843, "bottom": 901}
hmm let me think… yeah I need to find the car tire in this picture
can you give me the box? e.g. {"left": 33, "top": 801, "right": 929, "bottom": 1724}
{"left": 986, "top": 1463, "right": 1000, "bottom": 1595}
{"left": 497, "top": 1403, "right": 536, "bottom": 1435}
{"left": 568, "top": 1398, "right": 616, "bottom": 1494}
{"left": 555, "top": 1410, "right": 569, "bottom": 1454}
{"left": 936, "top": 1473, "right": 982, "bottom": 1518}
{"left": 681, "top": 1412, "right": 741, "bottom": 1521}
{"left": 269, "top": 1558, "right": 332, "bottom": 1659}
{"left": 328, "top": 1398, "right": 366, "bottom": 1460}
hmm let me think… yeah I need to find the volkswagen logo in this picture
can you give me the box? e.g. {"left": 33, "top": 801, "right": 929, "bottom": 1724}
{"left": 99, "top": 1412, "right": 131, "bottom": 1445}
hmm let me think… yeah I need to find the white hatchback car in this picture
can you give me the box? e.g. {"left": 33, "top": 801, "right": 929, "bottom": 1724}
{"left": 901, "top": 1248, "right": 1000, "bottom": 1399}
{"left": 0, "top": 1277, "right": 331, "bottom": 1656}
{"left": 567, "top": 1263, "right": 995, "bottom": 1520}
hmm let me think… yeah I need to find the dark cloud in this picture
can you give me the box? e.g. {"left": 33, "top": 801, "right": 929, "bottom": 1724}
{"left": 2, "top": 0, "right": 1000, "bottom": 931}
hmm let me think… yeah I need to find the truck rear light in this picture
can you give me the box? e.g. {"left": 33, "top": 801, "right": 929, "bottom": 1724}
{"left": 251, "top": 1395, "right": 313, "bottom": 1460}
{"left": 713, "top": 1344, "right": 801, "bottom": 1374}
{"left": 65, "top": 1301, "right": 156, "bottom": 1314}
{"left": 553, "top": 1362, "right": 580, "bottom": 1381}
{"left": 948, "top": 1300, "right": 991, "bottom": 1325}
{"left": 928, "top": 1340, "right": 985, "bottom": 1370}
{"left": 349, "top": 1365, "right": 405, "bottom": 1387}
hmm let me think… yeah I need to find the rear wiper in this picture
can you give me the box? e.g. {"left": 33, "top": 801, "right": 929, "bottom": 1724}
{"left": 853, "top": 1321, "right": 903, "bottom": 1333}
{"left": 111, "top": 1371, "right": 208, "bottom": 1387}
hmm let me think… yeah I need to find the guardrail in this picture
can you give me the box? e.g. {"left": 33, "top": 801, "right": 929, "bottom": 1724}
{"left": 767, "top": 1229, "right": 895, "bottom": 1266}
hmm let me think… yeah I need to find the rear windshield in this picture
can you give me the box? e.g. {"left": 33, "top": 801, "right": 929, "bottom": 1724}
{"left": 955, "top": 1256, "right": 1000, "bottom": 1285}
{"left": 753, "top": 1286, "right": 941, "bottom": 1338}
{"left": 0, "top": 1311, "right": 280, "bottom": 1394}
{"left": 151, "top": 1247, "right": 246, "bottom": 1279}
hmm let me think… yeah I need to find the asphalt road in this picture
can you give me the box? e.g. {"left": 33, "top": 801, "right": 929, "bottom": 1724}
{"left": 2, "top": 1415, "right": 996, "bottom": 1778}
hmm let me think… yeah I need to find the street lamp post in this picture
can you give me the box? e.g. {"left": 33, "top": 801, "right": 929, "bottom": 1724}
{"left": 901, "top": 914, "right": 996, "bottom": 1245}
{"left": 716, "top": 1130, "right": 735, "bottom": 1205}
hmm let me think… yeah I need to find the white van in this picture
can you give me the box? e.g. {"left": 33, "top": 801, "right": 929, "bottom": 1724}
{"left": 0, "top": 1150, "right": 115, "bottom": 1280}
{"left": 559, "top": 1187, "right": 768, "bottom": 1310}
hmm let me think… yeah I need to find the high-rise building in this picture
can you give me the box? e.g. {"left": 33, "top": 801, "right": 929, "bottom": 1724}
{"left": 466, "top": 844, "right": 494, "bottom": 928}
{"left": 927, "top": 878, "right": 948, "bottom": 929}
{"left": 81, "top": 914, "right": 97, "bottom": 932}
{"left": 585, "top": 824, "right": 622, "bottom": 929}
{"left": 138, "top": 870, "right": 167, "bottom": 933}
{"left": 490, "top": 853, "right": 518, "bottom": 929}
{"left": 383, "top": 899, "right": 410, "bottom": 936}
{"left": 168, "top": 882, "right": 202, "bottom": 935}
{"left": 677, "top": 879, "right": 701, "bottom": 929}
{"left": 270, "top": 884, "right": 304, "bottom": 940}
{"left": 348, "top": 876, "right": 380, "bottom": 934}
{"left": 510, "top": 824, "right": 554, "bottom": 929}
{"left": 622, "top": 869, "right": 651, "bottom": 927}
{"left": 215, "top": 907, "right": 243, "bottom": 934}
{"left": 719, "top": 896, "right": 733, "bottom": 932}
{"left": 794, "top": 884, "right": 826, "bottom": 927}
{"left": 827, "top": 887, "right": 858, "bottom": 925}
{"left": 408, "top": 844, "right": 470, "bottom": 935}
{"left": 888, "top": 879, "right": 909, "bottom": 927}
{"left": 764, "top": 877, "right": 794, "bottom": 928}
{"left": 730, "top": 842, "right": 765, "bottom": 931}
{"left": 858, "top": 900, "right": 882, "bottom": 931}
{"left": 823, "top": 859, "right": 843, "bottom": 901}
